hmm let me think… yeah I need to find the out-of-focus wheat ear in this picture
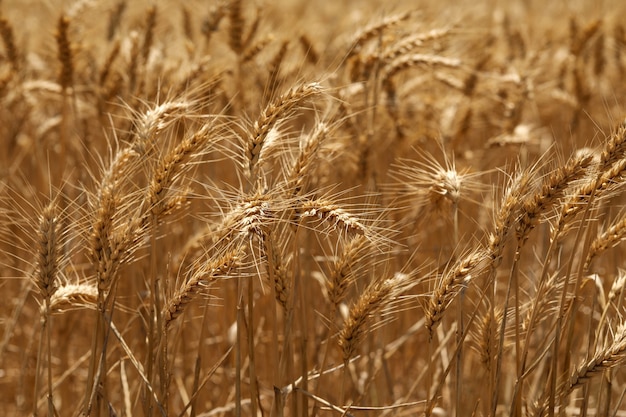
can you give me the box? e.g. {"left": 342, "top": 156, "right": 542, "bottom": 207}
{"left": 181, "top": 6, "right": 193, "bottom": 43}
{"left": 615, "top": 24, "right": 625, "bottom": 74}
{"left": 516, "top": 152, "right": 593, "bottom": 246}
{"left": 98, "top": 39, "right": 121, "bottom": 87}
{"left": 266, "top": 40, "right": 289, "bottom": 94}
{"left": 242, "top": 34, "right": 274, "bottom": 63}
{"left": 585, "top": 215, "right": 626, "bottom": 271}
{"left": 382, "top": 27, "right": 453, "bottom": 62}
{"left": 201, "top": 1, "right": 227, "bottom": 46}
{"left": 571, "top": 18, "right": 602, "bottom": 57}
{"left": 241, "top": 4, "right": 260, "bottom": 52}
{"left": 593, "top": 32, "right": 605, "bottom": 76}
{"left": 141, "top": 5, "right": 157, "bottom": 61}
{"left": 299, "top": 34, "right": 319, "bottom": 65}
{"left": 106, "top": 1, "right": 127, "bottom": 41}
{"left": 35, "top": 201, "right": 61, "bottom": 301}
{"left": 56, "top": 15, "right": 74, "bottom": 91}
{"left": 338, "top": 273, "right": 409, "bottom": 362}
{"left": 246, "top": 82, "right": 323, "bottom": 178}
{"left": 381, "top": 54, "right": 461, "bottom": 91}
{"left": 346, "top": 10, "right": 413, "bottom": 58}
{"left": 425, "top": 248, "right": 486, "bottom": 336}
{"left": 0, "top": 14, "right": 18, "bottom": 71}
{"left": 165, "top": 248, "right": 241, "bottom": 327}
{"left": 228, "top": 0, "right": 244, "bottom": 54}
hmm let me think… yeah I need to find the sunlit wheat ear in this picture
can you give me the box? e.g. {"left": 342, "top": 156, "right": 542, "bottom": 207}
{"left": 298, "top": 198, "right": 368, "bottom": 236}
{"left": 516, "top": 151, "right": 593, "bottom": 245}
{"left": 390, "top": 148, "right": 486, "bottom": 211}
{"left": 486, "top": 167, "right": 532, "bottom": 266}
{"left": 285, "top": 121, "right": 328, "bottom": 198}
{"left": 165, "top": 248, "right": 242, "bottom": 328}
{"left": 469, "top": 302, "right": 504, "bottom": 371}
{"left": 424, "top": 247, "right": 487, "bottom": 336}
{"left": 260, "top": 230, "right": 291, "bottom": 309}
{"left": 554, "top": 157, "right": 626, "bottom": 241}
{"left": 246, "top": 82, "right": 325, "bottom": 179}
{"left": 35, "top": 201, "right": 62, "bottom": 301}
{"left": 132, "top": 100, "right": 192, "bottom": 146}
{"left": 326, "top": 235, "right": 370, "bottom": 307}
{"left": 585, "top": 212, "right": 626, "bottom": 270}
{"left": 48, "top": 283, "right": 98, "bottom": 314}
{"left": 338, "top": 272, "right": 412, "bottom": 362}
{"left": 144, "top": 120, "right": 223, "bottom": 219}
{"left": 559, "top": 323, "right": 626, "bottom": 402}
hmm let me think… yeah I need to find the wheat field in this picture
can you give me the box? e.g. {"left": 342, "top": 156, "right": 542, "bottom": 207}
{"left": 2, "top": 0, "right": 626, "bottom": 416}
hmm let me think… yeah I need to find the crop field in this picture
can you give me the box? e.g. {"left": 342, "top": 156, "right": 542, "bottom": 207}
{"left": 2, "top": 0, "right": 626, "bottom": 416}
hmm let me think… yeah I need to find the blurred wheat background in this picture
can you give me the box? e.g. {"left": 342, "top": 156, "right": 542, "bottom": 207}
{"left": 2, "top": 0, "right": 626, "bottom": 416}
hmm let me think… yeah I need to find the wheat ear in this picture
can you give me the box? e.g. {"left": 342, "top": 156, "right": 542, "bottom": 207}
{"left": 425, "top": 248, "right": 486, "bottom": 335}
{"left": 559, "top": 324, "right": 626, "bottom": 402}
{"left": 247, "top": 82, "right": 323, "bottom": 177}
{"left": 165, "top": 248, "right": 241, "bottom": 327}
{"left": 516, "top": 152, "right": 593, "bottom": 245}
{"left": 33, "top": 200, "right": 62, "bottom": 417}
{"left": 339, "top": 273, "right": 409, "bottom": 362}
{"left": 0, "top": 14, "right": 18, "bottom": 71}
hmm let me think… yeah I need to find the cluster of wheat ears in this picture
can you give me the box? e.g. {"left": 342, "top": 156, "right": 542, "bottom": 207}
{"left": 3, "top": 0, "right": 626, "bottom": 416}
